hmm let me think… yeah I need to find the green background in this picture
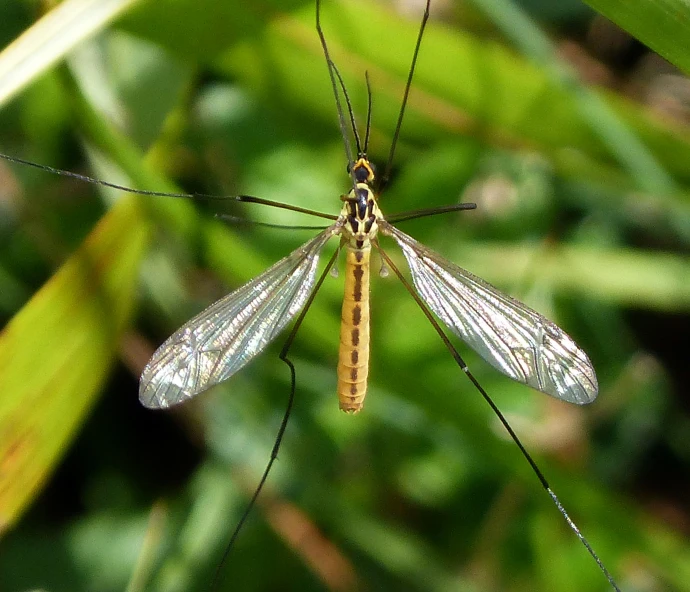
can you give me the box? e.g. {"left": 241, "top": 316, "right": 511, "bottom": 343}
{"left": 0, "top": 0, "right": 689, "bottom": 590}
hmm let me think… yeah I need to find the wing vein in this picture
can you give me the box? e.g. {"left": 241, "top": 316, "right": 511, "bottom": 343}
{"left": 139, "top": 228, "right": 336, "bottom": 408}
{"left": 381, "top": 222, "right": 597, "bottom": 404}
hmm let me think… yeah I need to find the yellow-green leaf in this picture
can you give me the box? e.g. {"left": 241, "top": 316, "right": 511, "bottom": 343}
{"left": 0, "top": 197, "right": 149, "bottom": 530}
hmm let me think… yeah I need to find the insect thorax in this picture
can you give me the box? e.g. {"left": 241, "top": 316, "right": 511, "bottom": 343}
{"left": 339, "top": 157, "right": 382, "bottom": 249}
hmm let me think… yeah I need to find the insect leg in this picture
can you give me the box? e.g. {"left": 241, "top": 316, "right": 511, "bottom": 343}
{"left": 211, "top": 247, "right": 340, "bottom": 588}
{"left": 374, "top": 240, "right": 621, "bottom": 592}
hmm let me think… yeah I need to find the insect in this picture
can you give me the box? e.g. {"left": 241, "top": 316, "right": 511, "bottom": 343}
{"left": 134, "top": 1, "right": 621, "bottom": 589}
{"left": 139, "top": 34, "right": 597, "bottom": 414}
{"left": 0, "top": 0, "right": 621, "bottom": 589}
{"left": 139, "top": 151, "right": 598, "bottom": 411}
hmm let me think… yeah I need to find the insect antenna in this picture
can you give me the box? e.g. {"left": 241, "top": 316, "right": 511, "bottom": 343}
{"left": 210, "top": 247, "right": 340, "bottom": 589}
{"left": 316, "top": 0, "right": 358, "bottom": 184}
{"left": 330, "top": 61, "right": 364, "bottom": 158}
{"left": 374, "top": 241, "right": 622, "bottom": 592}
{"left": 363, "top": 71, "right": 373, "bottom": 155}
{"left": 383, "top": 0, "right": 431, "bottom": 188}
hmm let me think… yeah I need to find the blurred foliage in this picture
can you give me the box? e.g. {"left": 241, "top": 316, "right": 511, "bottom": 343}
{"left": 0, "top": 0, "right": 689, "bottom": 591}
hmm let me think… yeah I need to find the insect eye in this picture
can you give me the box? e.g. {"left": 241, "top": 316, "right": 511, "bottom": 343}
{"left": 354, "top": 166, "right": 370, "bottom": 183}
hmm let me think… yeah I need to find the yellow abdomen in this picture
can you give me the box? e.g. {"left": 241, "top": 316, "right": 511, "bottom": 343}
{"left": 337, "top": 245, "right": 371, "bottom": 413}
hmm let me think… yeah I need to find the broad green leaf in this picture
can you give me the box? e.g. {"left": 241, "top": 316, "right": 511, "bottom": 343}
{"left": 582, "top": 0, "right": 690, "bottom": 77}
{"left": 0, "top": 197, "right": 150, "bottom": 530}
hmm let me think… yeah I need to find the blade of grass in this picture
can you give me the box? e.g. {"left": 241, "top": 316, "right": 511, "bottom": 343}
{"left": 468, "top": 0, "right": 676, "bottom": 195}
{"left": 456, "top": 241, "right": 690, "bottom": 311}
{"left": 216, "top": 2, "right": 690, "bottom": 193}
{"left": 0, "top": 0, "right": 140, "bottom": 107}
{"left": 582, "top": 0, "right": 690, "bottom": 77}
{"left": 0, "top": 196, "right": 150, "bottom": 530}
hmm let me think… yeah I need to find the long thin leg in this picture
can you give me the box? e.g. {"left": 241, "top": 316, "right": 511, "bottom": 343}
{"left": 386, "top": 202, "right": 476, "bottom": 224}
{"left": 383, "top": 0, "right": 431, "bottom": 186}
{"left": 0, "top": 152, "right": 337, "bottom": 220}
{"left": 237, "top": 195, "right": 337, "bottom": 220}
{"left": 211, "top": 248, "right": 340, "bottom": 590}
{"left": 375, "top": 241, "right": 621, "bottom": 592}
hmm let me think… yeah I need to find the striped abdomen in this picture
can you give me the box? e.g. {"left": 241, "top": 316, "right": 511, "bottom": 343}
{"left": 337, "top": 245, "right": 371, "bottom": 413}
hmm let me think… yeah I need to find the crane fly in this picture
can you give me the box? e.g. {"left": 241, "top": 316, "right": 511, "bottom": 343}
{"left": 138, "top": 150, "right": 598, "bottom": 411}
{"left": 0, "top": 0, "right": 619, "bottom": 589}
{"left": 139, "top": 26, "right": 597, "bottom": 413}
{"left": 136, "top": 2, "right": 620, "bottom": 589}
{"left": 142, "top": 0, "right": 618, "bottom": 588}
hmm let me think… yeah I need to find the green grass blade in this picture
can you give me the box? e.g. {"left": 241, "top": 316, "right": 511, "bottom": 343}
{"left": 216, "top": 1, "right": 690, "bottom": 192}
{"left": 0, "top": 0, "right": 140, "bottom": 107}
{"left": 0, "top": 197, "right": 150, "bottom": 530}
{"left": 470, "top": 0, "right": 676, "bottom": 194}
{"left": 457, "top": 241, "right": 690, "bottom": 311}
{"left": 582, "top": 0, "right": 690, "bottom": 76}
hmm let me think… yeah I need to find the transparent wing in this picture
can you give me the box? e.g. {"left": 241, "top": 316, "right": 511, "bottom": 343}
{"left": 382, "top": 223, "right": 597, "bottom": 404}
{"left": 139, "top": 229, "right": 335, "bottom": 409}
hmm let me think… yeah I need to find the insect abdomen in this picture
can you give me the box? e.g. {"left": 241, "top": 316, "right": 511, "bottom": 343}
{"left": 337, "top": 245, "right": 371, "bottom": 413}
